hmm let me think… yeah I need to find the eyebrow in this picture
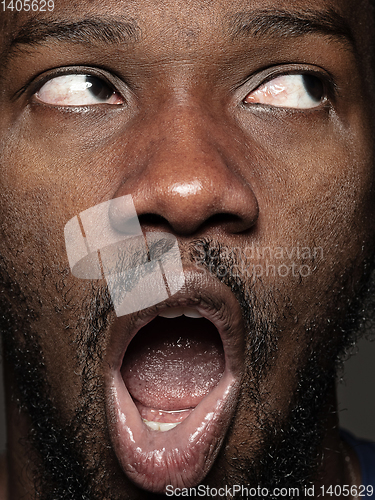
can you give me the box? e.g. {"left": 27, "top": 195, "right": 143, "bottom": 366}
{"left": 1, "top": 16, "right": 140, "bottom": 65}
{"left": 228, "top": 8, "right": 355, "bottom": 48}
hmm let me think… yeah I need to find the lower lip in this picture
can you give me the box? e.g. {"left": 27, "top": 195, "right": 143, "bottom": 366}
{"left": 106, "top": 330, "right": 240, "bottom": 492}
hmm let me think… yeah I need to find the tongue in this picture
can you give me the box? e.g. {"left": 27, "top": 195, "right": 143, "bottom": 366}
{"left": 122, "top": 316, "right": 225, "bottom": 411}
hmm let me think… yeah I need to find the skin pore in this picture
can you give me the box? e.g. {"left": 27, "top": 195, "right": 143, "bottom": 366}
{"left": 0, "top": 0, "right": 375, "bottom": 498}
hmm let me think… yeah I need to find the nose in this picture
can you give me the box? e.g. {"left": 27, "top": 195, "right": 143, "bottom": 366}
{"left": 111, "top": 105, "right": 259, "bottom": 237}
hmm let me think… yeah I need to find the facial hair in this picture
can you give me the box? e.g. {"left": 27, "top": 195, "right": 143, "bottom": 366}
{"left": 193, "top": 240, "right": 375, "bottom": 498}
{"left": 1, "top": 240, "right": 374, "bottom": 500}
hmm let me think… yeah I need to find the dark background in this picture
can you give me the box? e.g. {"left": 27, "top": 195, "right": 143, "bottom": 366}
{"left": 1, "top": 336, "right": 375, "bottom": 453}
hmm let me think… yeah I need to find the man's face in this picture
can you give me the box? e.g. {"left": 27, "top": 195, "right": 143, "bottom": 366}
{"left": 1, "top": 0, "right": 375, "bottom": 497}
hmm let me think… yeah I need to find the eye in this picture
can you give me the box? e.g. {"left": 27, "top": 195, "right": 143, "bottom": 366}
{"left": 244, "top": 74, "right": 325, "bottom": 109}
{"left": 35, "top": 74, "right": 125, "bottom": 106}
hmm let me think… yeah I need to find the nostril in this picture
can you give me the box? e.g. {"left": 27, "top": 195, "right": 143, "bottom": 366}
{"left": 138, "top": 213, "right": 170, "bottom": 228}
{"left": 137, "top": 211, "right": 256, "bottom": 236}
{"left": 206, "top": 213, "right": 247, "bottom": 230}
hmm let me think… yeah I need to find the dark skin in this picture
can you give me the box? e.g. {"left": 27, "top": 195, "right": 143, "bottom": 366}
{"left": 0, "top": 0, "right": 375, "bottom": 498}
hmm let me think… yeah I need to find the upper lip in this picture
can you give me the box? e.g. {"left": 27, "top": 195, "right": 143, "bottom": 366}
{"left": 104, "top": 269, "right": 245, "bottom": 492}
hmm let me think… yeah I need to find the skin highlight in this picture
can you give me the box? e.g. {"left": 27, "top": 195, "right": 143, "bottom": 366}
{"left": 0, "top": 0, "right": 375, "bottom": 498}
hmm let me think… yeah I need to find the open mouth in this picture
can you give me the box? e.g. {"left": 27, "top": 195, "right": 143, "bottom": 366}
{"left": 122, "top": 310, "right": 225, "bottom": 432}
{"left": 106, "top": 274, "right": 244, "bottom": 493}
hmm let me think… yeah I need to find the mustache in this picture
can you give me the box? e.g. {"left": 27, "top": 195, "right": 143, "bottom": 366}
{"left": 87, "top": 237, "right": 250, "bottom": 312}
{"left": 83, "top": 236, "right": 265, "bottom": 324}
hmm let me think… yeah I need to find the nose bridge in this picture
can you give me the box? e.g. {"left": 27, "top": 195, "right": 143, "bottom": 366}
{"left": 116, "top": 100, "right": 259, "bottom": 235}
{"left": 147, "top": 102, "right": 231, "bottom": 186}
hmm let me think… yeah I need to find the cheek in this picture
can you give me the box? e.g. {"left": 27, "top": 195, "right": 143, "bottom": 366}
{"left": 220, "top": 108, "right": 375, "bottom": 424}
{"left": 0, "top": 128, "right": 109, "bottom": 419}
{"left": 0, "top": 108, "right": 121, "bottom": 260}
{"left": 238, "top": 105, "right": 375, "bottom": 286}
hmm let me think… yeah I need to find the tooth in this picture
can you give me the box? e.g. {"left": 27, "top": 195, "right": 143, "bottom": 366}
{"left": 143, "top": 420, "right": 160, "bottom": 431}
{"left": 159, "top": 307, "right": 184, "bottom": 318}
{"left": 183, "top": 307, "right": 203, "bottom": 318}
{"left": 143, "top": 419, "right": 180, "bottom": 432}
{"left": 159, "top": 307, "right": 203, "bottom": 319}
{"left": 158, "top": 422, "right": 180, "bottom": 432}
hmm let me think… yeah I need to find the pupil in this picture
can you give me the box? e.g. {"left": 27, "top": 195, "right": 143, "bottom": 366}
{"left": 302, "top": 75, "right": 324, "bottom": 102}
{"left": 86, "top": 76, "right": 113, "bottom": 101}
